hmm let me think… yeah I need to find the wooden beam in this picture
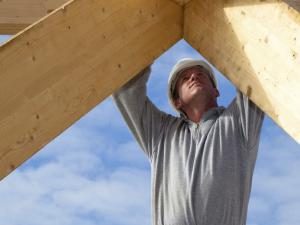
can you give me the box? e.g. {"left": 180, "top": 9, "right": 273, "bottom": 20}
{"left": 184, "top": 0, "right": 300, "bottom": 143}
{"left": 0, "top": 0, "right": 69, "bottom": 34}
{"left": 0, "top": 0, "right": 182, "bottom": 180}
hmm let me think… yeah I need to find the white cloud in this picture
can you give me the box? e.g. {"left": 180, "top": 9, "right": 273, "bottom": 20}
{"left": 0, "top": 150, "right": 151, "bottom": 225}
{"left": 247, "top": 117, "right": 300, "bottom": 225}
{"left": 51, "top": 167, "right": 150, "bottom": 225}
{"left": 0, "top": 87, "right": 151, "bottom": 225}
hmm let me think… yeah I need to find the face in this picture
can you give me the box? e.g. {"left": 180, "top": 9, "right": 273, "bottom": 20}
{"left": 173, "top": 66, "right": 219, "bottom": 110}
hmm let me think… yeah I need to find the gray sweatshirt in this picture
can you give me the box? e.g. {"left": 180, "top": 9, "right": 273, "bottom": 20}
{"left": 113, "top": 67, "right": 264, "bottom": 225}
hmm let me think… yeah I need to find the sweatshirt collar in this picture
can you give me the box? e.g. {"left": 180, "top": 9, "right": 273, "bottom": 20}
{"left": 180, "top": 106, "right": 225, "bottom": 127}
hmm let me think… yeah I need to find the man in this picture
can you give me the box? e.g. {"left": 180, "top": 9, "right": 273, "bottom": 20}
{"left": 113, "top": 58, "right": 264, "bottom": 225}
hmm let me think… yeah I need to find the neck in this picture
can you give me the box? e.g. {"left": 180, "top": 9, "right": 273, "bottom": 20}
{"left": 182, "top": 101, "right": 218, "bottom": 123}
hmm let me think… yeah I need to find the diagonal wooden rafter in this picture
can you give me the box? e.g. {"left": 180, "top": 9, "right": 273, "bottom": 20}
{"left": 184, "top": 0, "right": 300, "bottom": 143}
{"left": 0, "top": 0, "right": 299, "bottom": 181}
{"left": 0, "top": 0, "right": 182, "bottom": 180}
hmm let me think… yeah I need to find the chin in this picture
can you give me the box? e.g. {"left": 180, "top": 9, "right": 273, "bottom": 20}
{"left": 191, "top": 87, "right": 206, "bottom": 95}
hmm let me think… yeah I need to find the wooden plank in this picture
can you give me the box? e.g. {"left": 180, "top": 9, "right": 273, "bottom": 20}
{"left": 184, "top": 0, "right": 300, "bottom": 143}
{"left": 0, "top": 0, "right": 182, "bottom": 180}
{"left": 0, "top": 0, "right": 69, "bottom": 34}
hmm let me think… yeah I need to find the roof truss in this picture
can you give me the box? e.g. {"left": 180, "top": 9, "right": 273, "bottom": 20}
{"left": 0, "top": 0, "right": 299, "bottom": 180}
{"left": 0, "top": 0, "right": 70, "bottom": 34}
{"left": 0, "top": 0, "right": 300, "bottom": 35}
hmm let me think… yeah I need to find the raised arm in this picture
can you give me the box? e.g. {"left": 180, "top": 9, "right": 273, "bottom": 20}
{"left": 112, "top": 67, "right": 168, "bottom": 160}
{"left": 227, "top": 90, "right": 265, "bottom": 150}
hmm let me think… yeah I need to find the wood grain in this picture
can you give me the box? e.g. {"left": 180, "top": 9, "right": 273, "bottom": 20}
{"left": 0, "top": 0, "right": 70, "bottom": 34}
{"left": 0, "top": 0, "right": 182, "bottom": 180}
{"left": 184, "top": 0, "right": 300, "bottom": 143}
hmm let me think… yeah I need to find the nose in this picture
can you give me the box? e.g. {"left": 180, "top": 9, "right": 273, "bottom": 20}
{"left": 190, "top": 72, "right": 197, "bottom": 81}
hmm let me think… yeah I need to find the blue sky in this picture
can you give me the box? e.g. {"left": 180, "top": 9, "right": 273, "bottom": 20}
{"left": 0, "top": 35, "right": 299, "bottom": 225}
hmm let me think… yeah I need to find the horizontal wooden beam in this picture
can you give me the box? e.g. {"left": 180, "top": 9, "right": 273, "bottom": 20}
{"left": 184, "top": 0, "right": 300, "bottom": 143}
{"left": 0, "top": 0, "right": 182, "bottom": 180}
{"left": 0, "top": 0, "right": 69, "bottom": 34}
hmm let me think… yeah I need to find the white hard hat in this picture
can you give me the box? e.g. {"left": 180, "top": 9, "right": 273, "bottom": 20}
{"left": 167, "top": 58, "right": 218, "bottom": 112}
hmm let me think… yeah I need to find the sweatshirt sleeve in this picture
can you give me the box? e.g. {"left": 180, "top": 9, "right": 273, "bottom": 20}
{"left": 112, "top": 67, "right": 168, "bottom": 160}
{"left": 228, "top": 90, "right": 265, "bottom": 150}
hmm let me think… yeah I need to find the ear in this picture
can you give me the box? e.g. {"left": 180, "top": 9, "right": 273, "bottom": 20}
{"left": 174, "top": 98, "right": 182, "bottom": 110}
{"left": 214, "top": 88, "right": 220, "bottom": 98}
